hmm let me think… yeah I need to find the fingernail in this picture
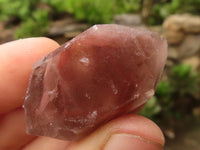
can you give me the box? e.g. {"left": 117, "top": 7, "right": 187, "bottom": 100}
{"left": 103, "top": 133, "right": 163, "bottom": 150}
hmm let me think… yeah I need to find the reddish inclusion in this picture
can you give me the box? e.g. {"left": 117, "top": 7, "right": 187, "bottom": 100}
{"left": 58, "top": 43, "right": 137, "bottom": 114}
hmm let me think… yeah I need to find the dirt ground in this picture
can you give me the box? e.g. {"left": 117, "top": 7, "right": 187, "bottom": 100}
{"left": 164, "top": 124, "right": 200, "bottom": 150}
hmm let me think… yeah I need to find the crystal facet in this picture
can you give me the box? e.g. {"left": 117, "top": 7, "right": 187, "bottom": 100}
{"left": 24, "top": 24, "right": 167, "bottom": 140}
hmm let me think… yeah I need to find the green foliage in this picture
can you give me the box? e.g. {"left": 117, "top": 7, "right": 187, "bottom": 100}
{"left": 42, "top": 0, "right": 68, "bottom": 12}
{"left": 148, "top": 0, "right": 200, "bottom": 25}
{"left": 1, "top": 0, "right": 200, "bottom": 38}
{"left": 0, "top": 0, "right": 31, "bottom": 21}
{"left": 1, "top": 0, "right": 142, "bottom": 38}
{"left": 14, "top": 9, "right": 49, "bottom": 38}
{"left": 170, "top": 64, "right": 199, "bottom": 97}
{"left": 66, "top": 0, "right": 115, "bottom": 24}
{"left": 116, "top": 0, "right": 142, "bottom": 14}
{"left": 155, "top": 81, "right": 173, "bottom": 113}
{"left": 140, "top": 96, "right": 161, "bottom": 119}
{"left": 156, "top": 81, "right": 171, "bottom": 98}
{"left": 0, "top": 0, "right": 49, "bottom": 38}
{"left": 43, "top": 0, "right": 141, "bottom": 24}
{"left": 141, "top": 64, "right": 200, "bottom": 121}
{"left": 0, "top": 0, "right": 142, "bottom": 38}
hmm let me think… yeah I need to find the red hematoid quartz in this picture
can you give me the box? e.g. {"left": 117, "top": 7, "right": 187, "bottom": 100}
{"left": 24, "top": 24, "right": 167, "bottom": 140}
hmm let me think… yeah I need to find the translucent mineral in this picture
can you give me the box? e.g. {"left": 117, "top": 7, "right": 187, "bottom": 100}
{"left": 24, "top": 24, "right": 167, "bottom": 140}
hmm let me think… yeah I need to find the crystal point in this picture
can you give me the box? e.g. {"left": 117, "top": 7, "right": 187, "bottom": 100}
{"left": 24, "top": 24, "right": 167, "bottom": 140}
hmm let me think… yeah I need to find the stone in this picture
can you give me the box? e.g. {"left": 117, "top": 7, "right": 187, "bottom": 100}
{"left": 163, "top": 14, "right": 200, "bottom": 33}
{"left": 114, "top": 14, "right": 142, "bottom": 26}
{"left": 183, "top": 15, "right": 200, "bottom": 33}
{"left": 24, "top": 24, "right": 167, "bottom": 141}
{"left": 179, "top": 35, "right": 200, "bottom": 59}
{"left": 182, "top": 56, "right": 200, "bottom": 71}
{"left": 168, "top": 46, "right": 179, "bottom": 61}
{"left": 193, "top": 107, "right": 200, "bottom": 117}
{"left": 164, "top": 30, "right": 184, "bottom": 45}
{"left": 163, "top": 14, "right": 200, "bottom": 45}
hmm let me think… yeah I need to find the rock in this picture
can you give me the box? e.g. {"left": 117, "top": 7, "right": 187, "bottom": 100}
{"left": 49, "top": 23, "right": 89, "bottom": 37}
{"left": 183, "top": 16, "right": 200, "bottom": 33}
{"left": 179, "top": 35, "right": 200, "bottom": 58}
{"left": 48, "top": 18, "right": 89, "bottom": 37}
{"left": 182, "top": 56, "right": 200, "bottom": 71}
{"left": 24, "top": 24, "right": 167, "bottom": 141}
{"left": 168, "top": 46, "right": 179, "bottom": 59}
{"left": 64, "top": 31, "right": 82, "bottom": 39}
{"left": 164, "top": 129, "right": 175, "bottom": 139}
{"left": 163, "top": 14, "right": 200, "bottom": 44}
{"left": 164, "top": 30, "right": 184, "bottom": 44}
{"left": 193, "top": 107, "right": 200, "bottom": 117}
{"left": 163, "top": 15, "right": 184, "bottom": 31}
{"left": 163, "top": 14, "right": 200, "bottom": 33}
{"left": 114, "top": 14, "right": 142, "bottom": 26}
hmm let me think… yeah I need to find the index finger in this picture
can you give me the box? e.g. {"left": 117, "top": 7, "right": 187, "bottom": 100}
{"left": 0, "top": 37, "right": 60, "bottom": 114}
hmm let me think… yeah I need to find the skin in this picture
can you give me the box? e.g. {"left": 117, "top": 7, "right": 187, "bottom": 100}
{"left": 0, "top": 37, "right": 165, "bottom": 150}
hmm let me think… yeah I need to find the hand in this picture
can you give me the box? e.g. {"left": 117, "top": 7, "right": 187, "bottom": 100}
{"left": 0, "top": 38, "right": 165, "bottom": 150}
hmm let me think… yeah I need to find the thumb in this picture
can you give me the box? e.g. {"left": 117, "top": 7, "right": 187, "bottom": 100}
{"left": 67, "top": 114, "right": 165, "bottom": 150}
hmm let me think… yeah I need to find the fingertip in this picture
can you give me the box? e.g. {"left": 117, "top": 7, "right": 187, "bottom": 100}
{"left": 67, "top": 114, "right": 164, "bottom": 150}
{"left": 0, "top": 37, "right": 60, "bottom": 114}
{"left": 110, "top": 114, "right": 165, "bottom": 146}
{"left": 23, "top": 137, "right": 70, "bottom": 150}
{"left": 0, "top": 109, "right": 35, "bottom": 150}
{"left": 0, "top": 37, "right": 60, "bottom": 51}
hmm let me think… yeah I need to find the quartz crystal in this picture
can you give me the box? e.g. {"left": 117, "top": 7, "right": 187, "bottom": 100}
{"left": 24, "top": 24, "right": 167, "bottom": 140}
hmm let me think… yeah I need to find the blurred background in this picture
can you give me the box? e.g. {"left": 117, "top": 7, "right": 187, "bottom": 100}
{"left": 0, "top": 0, "right": 200, "bottom": 149}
